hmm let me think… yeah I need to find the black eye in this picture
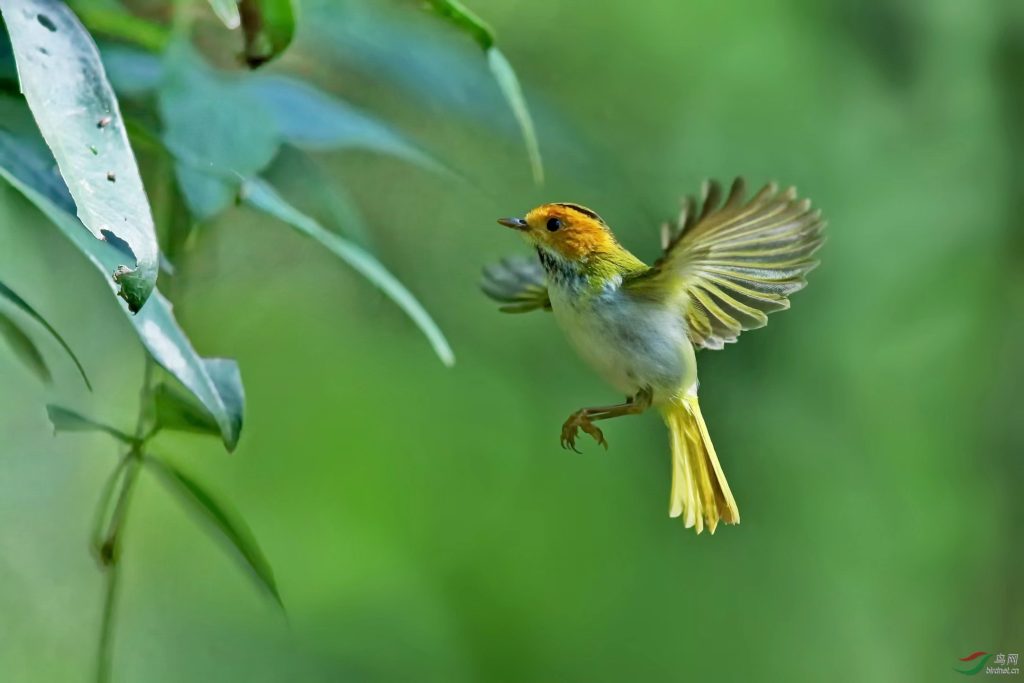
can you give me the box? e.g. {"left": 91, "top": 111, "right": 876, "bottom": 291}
{"left": 546, "top": 217, "right": 562, "bottom": 232}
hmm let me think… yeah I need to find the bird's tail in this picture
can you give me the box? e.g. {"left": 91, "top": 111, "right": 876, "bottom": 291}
{"left": 660, "top": 395, "right": 740, "bottom": 534}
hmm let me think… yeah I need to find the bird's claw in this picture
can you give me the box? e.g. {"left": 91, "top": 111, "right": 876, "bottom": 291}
{"left": 560, "top": 410, "right": 608, "bottom": 452}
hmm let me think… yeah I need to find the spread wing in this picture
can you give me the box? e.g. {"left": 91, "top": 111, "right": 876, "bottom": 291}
{"left": 633, "top": 178, "right": 825, "bottom": 350}
{"left": 481, "top": 256, "right": 551, "bottom": 313}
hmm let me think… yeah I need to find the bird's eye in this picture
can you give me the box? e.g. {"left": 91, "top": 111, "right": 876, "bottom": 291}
{"left": 546, "top": 217, "right": 562, "bottom": 232}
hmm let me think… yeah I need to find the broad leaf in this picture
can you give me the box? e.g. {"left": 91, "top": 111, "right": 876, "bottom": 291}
{"left": 158, "top": 42, "right": 279, "bottom": 219}
{"left": 147, "top": 456, "right": 281, "bottom": 606}
{"left": 171, "top": 165, "right": 238, "bottom": 222}
{"left": 159, "top": 47, "right": 443, "bottom": 220}
{"left": 242, "top": 75, "right": 443, "bottom": 172}
{"left": 0, "top": 310, "right": 49, "bottom": 383}
{"left": 100, "top": 44, "right": 162, "bottom": 96}
{"left": 239, "top": 0, "right": 294, "bottom": 68}
{"left": 0, "top": 0, "right": 159, "bottom": 311}
{"left": 0, "top": 24, "right": 14, "bottom": 89}
{"left": 264, "top": 147, "right": 374, "bottom": 249}
{"left": 0, "top": 279, "right": 90, "bottom": 388}
{"left": 0, "top": 130, "right": 245, "bottom": 450}
{"left": 46, "top": 404, "right": 135, "bottom": 442}
{"left": 425, "top": 0, "right": 543, "bottom": 183}
{"left": 241, "top": 177, "right": 455, "bottom": 367}
{"left": 153, "top": 360, "right": 243, "bottom": 440}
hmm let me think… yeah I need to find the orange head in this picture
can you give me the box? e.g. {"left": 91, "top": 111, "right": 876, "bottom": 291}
{"left": 497, "top": 203, "right": 621, "bottom": 263}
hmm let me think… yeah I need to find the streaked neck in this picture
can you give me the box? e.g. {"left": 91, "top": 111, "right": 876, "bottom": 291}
{"left": 536, "top": 245, "right": 644, "bottom": 293}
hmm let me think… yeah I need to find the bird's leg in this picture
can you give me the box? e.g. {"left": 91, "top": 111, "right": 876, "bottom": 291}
{"left": 560, "top": 387, "right": 653, "bottom": 452}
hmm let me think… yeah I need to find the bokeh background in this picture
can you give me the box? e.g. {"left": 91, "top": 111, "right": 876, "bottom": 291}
{"left": 2, "top": 0, "right": 1023, "bottom": 681}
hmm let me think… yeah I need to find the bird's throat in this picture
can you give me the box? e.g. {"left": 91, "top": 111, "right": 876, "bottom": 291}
{"left": 536, "top": 245, "right": 639, "bottom": 294}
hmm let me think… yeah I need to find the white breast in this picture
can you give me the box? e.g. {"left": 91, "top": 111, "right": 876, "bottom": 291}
{"left": 548, "top": 281, "right": 696, "bottom": 402}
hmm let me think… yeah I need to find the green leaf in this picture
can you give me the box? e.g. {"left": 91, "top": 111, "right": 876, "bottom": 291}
{"left": 0, "top": 25, "right": 15, "bottom": 89}
{"left": 264, "top": 147, "right": 374, "bottom": 249}
{"left": 425, "top": 0, "right": 493, "bottom": 50}
{"left": 239, "top": 0, "right": 295, "bottom": 68}
{"left": 171, "top": 164, "right": 237, "bottom": 222}
{"left": 154, "top": 383, "right": 219, "bottom": 436}
{"left": 425, "top": 0, "right": 543, "bottom": 184}
{"left": 65, "top": 1, "right": 169, "bottom": 53}
{"left": 486, "top": 47, "right": 544, "bottom": 185}
{"left": 0, "top": 310, "right": 49, "bottom": 383}
{"left": 208, "top": 0, "right": 241, "bottom": 30}
{"left": 242, "top": 76, "right": 444, "bottom": 172}
{"left": 158, "top": 48, "right": 443, "bottom": 221}
{"left": 0, "top": 279, "right": 91, "bottom": 388}
{"left": 0, "top": 0, "right": 159, "bottom": 311}
{"left": 158, "top": 42, "right": 279, "bottom": 219}
{"left": 147, "top": 456, "right": 281, "bottom": 606}
{"left": 100, "top": 44, "right": 163, "bottom": 97}
{"left": 240, "top": 177, "right": 455, "bottom": 367}
{"left": 45, "top": 404, "right": 135, "bottom": 443}
{"left": 154, "top": 360, "right": 243, "bottom": 440}
{"left": 133, "top": 297, "right": 244, "bottom": 450}
{"left": 0, "top": 131, "right": 245, "bottom": 451}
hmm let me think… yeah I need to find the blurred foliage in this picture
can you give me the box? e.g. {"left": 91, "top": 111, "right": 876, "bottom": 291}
{"left": 0, "top": 0, "right": 1022, "bottom": 682}
{"left": 0, "top": 0, "right": 527, "bottom": 678}
{"left": 0, "top": 279, "right": 90, "bottom": 387}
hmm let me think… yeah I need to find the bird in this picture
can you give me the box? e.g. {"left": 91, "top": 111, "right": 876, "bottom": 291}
{"left": 481, "top": 178, "right": 824, "bottom": 534}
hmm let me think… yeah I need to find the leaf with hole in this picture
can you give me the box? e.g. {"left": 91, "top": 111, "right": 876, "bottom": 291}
{"left": 46, "top": 405, "right": 135, "bottom": 442}
{"left": 0, "top": 0, "right": 159, "bottom": 311}
{"left": 0, "top": 130, "right": 245, "bottom": 450}
{"left": 241, "top": 176, "right": 455, "bottom": 367}
{"left": 147, "top": 456, "right": 281, "bottom": 606}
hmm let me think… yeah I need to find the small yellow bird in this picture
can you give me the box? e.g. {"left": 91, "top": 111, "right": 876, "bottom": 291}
{"left": 482, "top": 178, "right": 824, "bottom": 533}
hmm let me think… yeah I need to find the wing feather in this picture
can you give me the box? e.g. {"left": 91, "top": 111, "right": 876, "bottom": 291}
{"left": 633, "top": 177, "right": 824, "bottom": 350}
{"left": 481, "top": 256, "right": 551, "bottom": 313}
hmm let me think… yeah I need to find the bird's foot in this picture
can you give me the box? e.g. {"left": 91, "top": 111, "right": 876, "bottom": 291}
{"left": 560, "top": 410, "right": 608, "bottom": 452}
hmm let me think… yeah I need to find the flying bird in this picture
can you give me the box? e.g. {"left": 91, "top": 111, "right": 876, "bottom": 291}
{"left": 482, "top": 178, "right": 824, "bottom": 533}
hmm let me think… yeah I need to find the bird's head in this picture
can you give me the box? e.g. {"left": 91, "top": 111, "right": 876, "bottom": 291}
{"left": 497, "top": 203, "right": 622, "bottom": 265}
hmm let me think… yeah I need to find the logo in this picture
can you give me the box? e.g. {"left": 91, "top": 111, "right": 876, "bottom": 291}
{"left": 956, "top": 652, "right": 1020, "bottom": 676}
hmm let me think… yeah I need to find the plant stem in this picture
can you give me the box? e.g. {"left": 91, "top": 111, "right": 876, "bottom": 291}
{"left": 91, "top": 455, "right": 128, "bottom": 558}
{"left": 93, "top": 359, "right": 154, "bottom": 683}
{"left": 94, "top": 550, "right": 122, "bottom": 683}
{"left": 93, "top": 451, "right": 140, "bottom": 683}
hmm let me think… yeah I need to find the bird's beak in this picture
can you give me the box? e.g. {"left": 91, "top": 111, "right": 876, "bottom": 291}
{"left": 497, "top": 217, "right": 528, "bottom": 231}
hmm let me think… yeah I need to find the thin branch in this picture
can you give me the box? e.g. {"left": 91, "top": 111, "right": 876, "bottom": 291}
{"left": 93, "top": 358, "right": 154, "bottom": 683}
{"left": 93, "top": 452, "right": 140, "bottom": 683}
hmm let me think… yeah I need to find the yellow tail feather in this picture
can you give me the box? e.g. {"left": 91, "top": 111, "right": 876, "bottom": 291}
{"left": 661, "top": 395, "right": 739, "bottom": 534}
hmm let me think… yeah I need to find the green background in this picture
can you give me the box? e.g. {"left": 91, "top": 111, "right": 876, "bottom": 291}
{"left": 1, "top": 0, "right": 1022, "bottom": 681}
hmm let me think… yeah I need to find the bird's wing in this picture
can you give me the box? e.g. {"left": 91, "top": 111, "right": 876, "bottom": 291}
{"left": 481, "top": 255, "right": 551, "bottom": 313}
{"left": 628, "top": 178, "right": 824, "bottom": 350}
